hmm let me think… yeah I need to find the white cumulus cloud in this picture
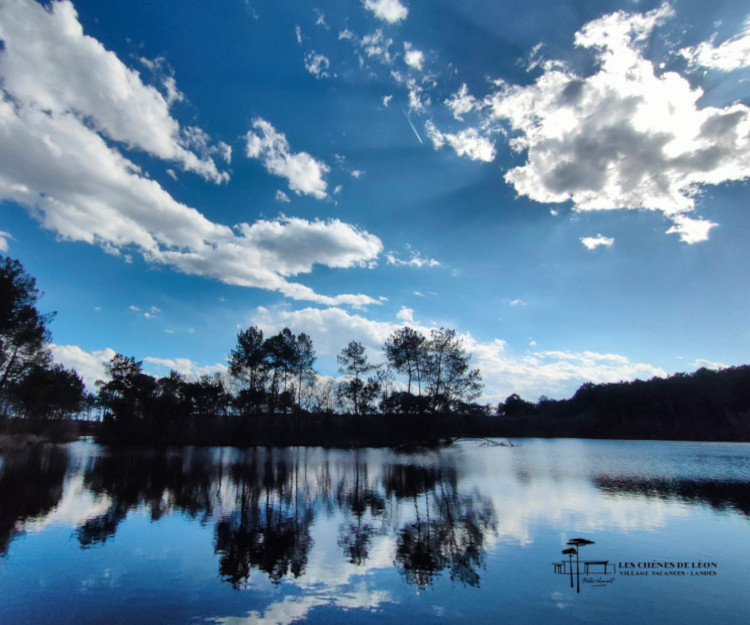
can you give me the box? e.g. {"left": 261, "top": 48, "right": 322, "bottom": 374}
{"left": 445, "top": 83, "right": 480, "bottom": 121}
{"left": 246, "top": 118, "right": 331, "bottom": 199}
{"left": 51, "top": 344, "right": 117, "bottom": 390}
{"left": 143, "top": 356, "right": 227, "bottom": 380}
{"left": 0, "top": 0, "right": 228, "bottom": 184}
{"left": 363, "top": 0, "right": 408, "bottom": 24}
{"left": 0, "top": 1, "right": 382, "bottom": 306}
{"left": 580, "top": 234, "right": 614, "bottom": 250}
{"left": 0, "top": 98, "right": 379, "bottom": 304}
{"left": 51, "top": 344, "right": 226, "bottom": 389}
{"left": 486, "top": 4, "right": 750, "bottom": 243}
{"left": 425, "top": 121, "right": 496, "bottom": 162}
{"left": 403, "top": 42, "right": 424, "bottom": 71}
{"left": 396, "top": 306, "right": 415, "bottom": 323}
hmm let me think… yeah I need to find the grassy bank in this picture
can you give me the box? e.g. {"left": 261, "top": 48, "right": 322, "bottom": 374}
{"left": 0, "top": 418, "right": 80, "bottom": 448}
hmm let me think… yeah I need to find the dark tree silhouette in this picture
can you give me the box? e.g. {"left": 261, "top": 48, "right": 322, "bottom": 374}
{"left": 97, "top": 354, "right": 157, "bottom": 436}
{"left": 229, "top": 326, "right": 268, "bottom": 416}
{"left": 0, "top": 256, "right": 54, "bottom": 411}
{"left": 424, "top": 328, "right": 483, "bottom": 412}
{"left": 336, "top": 458, "right": 384, "bottom": 565}
{"left": 9, "top": 363, "right": 84, "bottom": 420}
{"left": 384, "top": 327, "right": 426, "bottom": 396}
{"left": 337, "top": 341, "right": 378, "bottom": 416}
{"left": 389, "top": 463, "right": 496, "bottom": 588}
{"left": 293, "top": 332, "right": 316, "bottom": 412}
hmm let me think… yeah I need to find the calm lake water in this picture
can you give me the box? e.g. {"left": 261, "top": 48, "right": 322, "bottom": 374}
{"left": 0, "top": 438, "right": 748, "bottom": 624}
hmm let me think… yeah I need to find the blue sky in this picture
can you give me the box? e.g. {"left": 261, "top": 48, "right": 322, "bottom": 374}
{"left": 1, "top": 0, "right": 749, "bottom": 403}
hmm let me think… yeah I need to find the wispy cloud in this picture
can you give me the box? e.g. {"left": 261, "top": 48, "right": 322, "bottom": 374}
{"left": 386, "top": 245, "right": 439, "bottom": 268}
{"left": 680, "top": 19, "right": 750, "bottom": 71}
{"left": 0, "top": 230, "right": 12, "bottom": 252}
{"left": 304, "top": 51, "right": 332, "bottom": 78}
{"left": 692, "top": 358, "right": 729, "bottom": 370}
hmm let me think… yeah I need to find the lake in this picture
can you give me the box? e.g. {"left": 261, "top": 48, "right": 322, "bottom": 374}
{"left": 1, "top": 438, "right": 748, "bottom": 624}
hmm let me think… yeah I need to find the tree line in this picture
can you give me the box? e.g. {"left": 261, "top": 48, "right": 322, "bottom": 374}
{"left": 0, "top": 255, "right": 485, "bottom": 445}
{"left": 3, "top": 253, "right": 749, "bottom": 444}
{"left": 496, "top": 365, "right": 750, "bottom": 441}
{"left": 93, "top": 325, "right": 484, "bottom": 444}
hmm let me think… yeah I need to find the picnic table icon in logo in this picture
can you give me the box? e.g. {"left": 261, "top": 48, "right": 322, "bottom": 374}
{"left": 552, "top": 538, "right": 614, "bottom": 592}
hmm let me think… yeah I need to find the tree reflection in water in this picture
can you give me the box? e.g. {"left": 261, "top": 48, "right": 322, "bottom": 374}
{"left": 336, "top": 452, "right": 385, "bottom": 566}
{"left": 594, "top": 475, "right": 750, "bottom": 517}
{"left": 387, "top": 464, "right": 497, "bottom": 588}
{"left": 214, "top": 450, "right": 314, "bottom": 588}
{"left": 0, "top": 444, "right": 68, "bottom": 554}
{"left": 2, "top": 444, "right": 499, "bottom": 590}
{"left": 76, "top": 447, "right": 219, "bottom": 547}
{"left": 333, "top": 458, "right": 497, "bottom": 587}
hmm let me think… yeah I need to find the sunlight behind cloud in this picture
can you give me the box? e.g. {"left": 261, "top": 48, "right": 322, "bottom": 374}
{"left": 680, "top": 18, "right": 750, "bottom": 71}
{"left": 486, "top": 4, "right": 750, "bottom": 242}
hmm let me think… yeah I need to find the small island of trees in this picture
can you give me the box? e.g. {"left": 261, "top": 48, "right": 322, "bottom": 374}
{"left": 1, "top": 254, "right": 749, "bottom": 446}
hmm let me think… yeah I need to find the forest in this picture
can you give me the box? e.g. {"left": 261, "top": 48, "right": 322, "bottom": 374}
{"left": 1, "top": 254, "right": 749, "bottom": 445}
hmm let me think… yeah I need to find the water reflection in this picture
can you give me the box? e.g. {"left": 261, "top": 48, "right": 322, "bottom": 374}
{"left": 76, "top": 448, "right": 219, "bottom": 547}
{"left": 0, "top": 444, "right": 68, "bottom": 554}
{"left": 0, "top": 445, "right": 498, "bottom": 590}
{"left": 1, "top": 440, "right": 749, "bottom": 625}
{"left": 214, "top": 452, "right": 314, "bottom": 587}
{"left": 594, "top": 476, "right": 750, "bottom": 517}
{"left": 336, "top": 458, "right": 384, "bottom": 566}
{"left": 387, "top": 464, "right": 496, "bottom": 587}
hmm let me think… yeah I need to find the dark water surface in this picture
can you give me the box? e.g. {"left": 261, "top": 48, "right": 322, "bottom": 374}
{"left": 0, "top": 439, "right": 748, "bottom": 624}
